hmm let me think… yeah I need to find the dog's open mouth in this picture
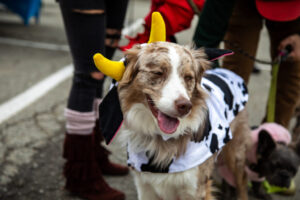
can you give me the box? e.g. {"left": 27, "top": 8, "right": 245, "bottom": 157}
{"left": 146, "top": 95, "right": 179, "bottom": 134}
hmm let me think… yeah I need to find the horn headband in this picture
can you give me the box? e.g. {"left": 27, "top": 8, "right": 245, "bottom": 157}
{"left": 93, "top": 12, "right": 166, "bottom": 81}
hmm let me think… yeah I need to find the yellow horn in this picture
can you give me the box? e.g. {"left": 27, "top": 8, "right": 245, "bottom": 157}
{"left": 93, "top": 12, "right": 166, "bottom": 81}
{"left": 93, "top": 53, "right": 125, "bottom": 81}
{"left": 148, "top": 12, "right": 166, "bottom": 43}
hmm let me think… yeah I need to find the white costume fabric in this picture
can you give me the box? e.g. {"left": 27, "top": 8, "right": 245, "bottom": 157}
{"left": 127, "top": 68, "right": 249, "bottom": 173}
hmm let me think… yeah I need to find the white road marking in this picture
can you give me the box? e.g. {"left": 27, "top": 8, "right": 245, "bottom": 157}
{"left": 0, "top": 65, "right": 73, "bottom": 124}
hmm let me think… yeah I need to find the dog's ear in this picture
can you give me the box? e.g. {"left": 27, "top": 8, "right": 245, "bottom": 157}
{"left": 190, "top": 47, "right": 233, "bottom": 78}
{"left": 204, "top": 48, "right": 234, "bottom": 61}
{"left": 190, "top": 48, "right": 211, "bottom": 98}
{"left": 257, "top": 129, "right": 276, "bottom": 159}
{"left": 190, "top": 48, "right": 211, "bottom": 99}
{"left": 119, "top": 45, "right": 142, "bottom": 87}
{"left": 190, "top": 48, "right": 211, "bottom": 79}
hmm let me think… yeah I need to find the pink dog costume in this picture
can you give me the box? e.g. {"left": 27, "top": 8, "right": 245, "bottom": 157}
{"left": 218, "top": 122, "right": 291, "bottom": 187}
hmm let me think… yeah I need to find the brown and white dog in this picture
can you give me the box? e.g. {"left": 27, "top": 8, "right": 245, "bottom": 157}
{"left": 102, "top": 42, "right": 252, "bottom": 200}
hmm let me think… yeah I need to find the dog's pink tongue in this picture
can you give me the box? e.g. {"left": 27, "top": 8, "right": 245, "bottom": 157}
{"left": 157, "top": 111, "right": 179, "bottom": 134}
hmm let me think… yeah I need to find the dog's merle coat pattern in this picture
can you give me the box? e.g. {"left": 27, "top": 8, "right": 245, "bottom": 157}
{"left": 127, "top": 68, "right": 248, "bottom": 173}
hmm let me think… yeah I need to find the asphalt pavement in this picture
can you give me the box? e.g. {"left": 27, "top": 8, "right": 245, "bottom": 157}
{"left": 0, "top": 0, "right": 299, "bottom": 200}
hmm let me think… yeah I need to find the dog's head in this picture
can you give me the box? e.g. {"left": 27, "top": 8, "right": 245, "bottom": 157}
{"left": 118, "top": 42, "right": 210, "bottom": 139}
{"left": 254, "top": 129, "right": 300, "bottom": 188}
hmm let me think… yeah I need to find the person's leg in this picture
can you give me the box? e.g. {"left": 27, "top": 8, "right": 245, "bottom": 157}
{"left": 59, "top": 1, "right": 125, "bottom": 199}
{"left": 64, "top": 76, "right": 125, "bottom": 200}
{"left": 91, "top": 0, "right": 127, "bottom": 115}
{"left": 266, "top": 18, "right": 300, "bottom": 128}
{"left": 104, "top": 0, "right": 128, "bottom": 58}
{"left": 222, "top": 0, "right": 263, "bottom": 83}
{"left": 90, "top": 0, "right": 129, "bottom": 175}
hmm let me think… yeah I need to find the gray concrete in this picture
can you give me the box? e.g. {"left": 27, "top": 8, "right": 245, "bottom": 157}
{"left": 0, "top": 0, "right": 299, "bottom": 200}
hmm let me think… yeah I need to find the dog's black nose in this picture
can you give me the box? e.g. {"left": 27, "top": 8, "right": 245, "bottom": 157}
{"left": 175, "top": 98, "right": 192, "bottom": 116}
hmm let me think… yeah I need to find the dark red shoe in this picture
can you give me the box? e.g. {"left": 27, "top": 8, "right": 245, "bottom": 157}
{"left": 96, "top": 144, "right": 129, "bottom": 176}
{"left": 63, "top": 133, "right": 126, "bottom": 200}
{"left": 93, "top": 120, "right": 129, "bottom": 176}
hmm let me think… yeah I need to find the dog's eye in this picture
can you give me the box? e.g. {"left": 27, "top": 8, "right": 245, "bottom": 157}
{"left": 184, "top": 75, "right": 194, "bottom": 82}
{"left": 152, "top": 71, "right": 163, "bottom": 76}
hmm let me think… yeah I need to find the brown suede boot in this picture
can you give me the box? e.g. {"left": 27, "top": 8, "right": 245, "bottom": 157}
{"left": 94, "top": 120, "right": 129, "bottom": 176}
{"left": 63, "top": 133, "right": 125, "bottom": 200}
{"left": 95, "top": 144, "right": 129, "bottom": 176}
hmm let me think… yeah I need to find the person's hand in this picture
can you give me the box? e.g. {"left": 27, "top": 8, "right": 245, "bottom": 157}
{"left": 279, "top": 34, "right": 300, "bottom": 61}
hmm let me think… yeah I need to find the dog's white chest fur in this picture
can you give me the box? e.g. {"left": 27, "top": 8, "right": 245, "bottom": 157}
{"left": 133, "top": 166, "right": 199, "bottom": 200}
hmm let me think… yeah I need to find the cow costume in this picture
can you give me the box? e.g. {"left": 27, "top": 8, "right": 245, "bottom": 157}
{"left": 99, "top": 67, "right": 248, "bottom": 173}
